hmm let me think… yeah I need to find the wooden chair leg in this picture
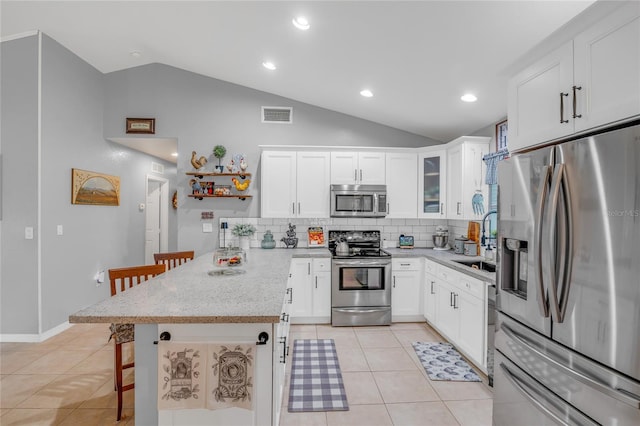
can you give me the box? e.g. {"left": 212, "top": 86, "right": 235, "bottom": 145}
{"left": 115, "top": 342, "right": 124, "bottom": 421}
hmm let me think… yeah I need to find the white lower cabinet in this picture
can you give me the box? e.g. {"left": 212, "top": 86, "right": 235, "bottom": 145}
{"left": 430, "top": 261, "right": 487, "bottom": 372}
{"left": 289, "top": 257, "right": 331, "bottom": 324}
{"left": 391, "top": 258, "right": 423, "bottom": 322}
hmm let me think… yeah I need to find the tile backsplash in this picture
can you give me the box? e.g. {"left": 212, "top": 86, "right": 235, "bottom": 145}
{"left": 218, "top": 217, "right": 454, "bottom": 249}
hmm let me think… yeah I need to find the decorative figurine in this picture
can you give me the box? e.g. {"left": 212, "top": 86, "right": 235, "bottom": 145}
{"left": 190, "top": 151, "right": 208, "bottom": 170}
{"left": 231, "top": 177, "right": 251, "bottom": 192}
{"left": 190, "top": 179, "right": 203, "bottom": 194}
{"left": 281, "top": 223, "right": 298, "bottom": 248}
{"left": 239, "top": 157, "right": 248, "bottom": 172}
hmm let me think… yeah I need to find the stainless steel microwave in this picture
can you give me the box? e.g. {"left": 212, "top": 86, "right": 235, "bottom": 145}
{"left": 330, "top": 184, "right": 387, "bottom": 218}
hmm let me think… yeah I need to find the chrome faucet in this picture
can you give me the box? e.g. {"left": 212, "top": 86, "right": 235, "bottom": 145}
{"left": 481, "top": 210, "right": 497, "bottom": 247}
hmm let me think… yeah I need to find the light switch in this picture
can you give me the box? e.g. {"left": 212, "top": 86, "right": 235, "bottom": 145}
{"left": 203, "top": 223, "right": 213, "bottom": 233}
{"left": 57, "top": 225, "right": 63, "bottom": 235}
{"left": 25, "top": 227, "right": 34, "bottom": 240}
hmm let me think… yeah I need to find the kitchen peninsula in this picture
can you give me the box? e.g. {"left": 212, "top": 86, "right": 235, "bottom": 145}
{"left": 69, "top": 249, "right": 325, "bottom": 426}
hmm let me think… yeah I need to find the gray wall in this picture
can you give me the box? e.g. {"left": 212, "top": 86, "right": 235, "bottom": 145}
{"left": 0, "top": 35, "right": 40, "bottom": 333}
{"left": 103, "top": 63, "right": 441, "bottom": 255}
{"left": 1, "top": 34, "right": 177, "bottom": 335}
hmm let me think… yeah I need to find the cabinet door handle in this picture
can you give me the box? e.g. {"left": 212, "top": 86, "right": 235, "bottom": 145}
{"left": 560, "top": 92, "right": 569, "bottom": 123}
{"left": 572, "top": 85, "right": 582, "bottom": 118}
{"left": 457, "top": 202, "right": 461, "bottom": 215}
{"left": 393, "top": 276, "right": 396, "bottom": 288}
{"left": 286, "top": 287, "right": 293, "bottom": 304}
{"left": 298, "top": 202, "right": 301, "bottom": 214}
{"left": 359, "top": 169, "right": 363, "bottom": 181}
{"left": 279, "top": 337, "right": 288, "bottom": 363}
{"left": 315, "top": 276, "right": 318, "bottom": 289}
{"left": 430, "top": 281, "right": 435, "bottom": 294}
{"left": 292, "top": 202, "right": 295, "bottom": 215}
{"left": 453, "top": 293, "right": 459, "bottom": 309}
{"left": 308, "top": 263, "right": 311, "bottom": 275}
{"left": 450, "top": 292, "right": 454, "bottom": 307}
{"left": 354, "top": 169, "right": 358, "bottom": 181}
{"left": 440, "top": 203, "right": 444, "bottom": 215}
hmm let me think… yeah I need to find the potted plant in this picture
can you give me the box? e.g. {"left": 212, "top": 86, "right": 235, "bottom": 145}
{"left": 213, "top": 145, "right": 227, "bottom": 173}
{"left": 232, "top": 223, "right": 256, "bottom": 250}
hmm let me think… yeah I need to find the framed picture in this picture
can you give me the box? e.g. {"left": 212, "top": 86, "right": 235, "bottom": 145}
{"left": 126, "top": 117, "right": 155, "bottom": 134}
{"left": 71, "top": 168, "right": 120, "bottom": 206}
{"left": 496, "top": 120, "right": 508, "bottom": 151}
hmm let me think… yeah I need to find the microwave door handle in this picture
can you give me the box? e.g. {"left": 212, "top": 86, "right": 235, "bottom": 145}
{"left": 535, "top": 165, "right": 552, "bottom": 318}
{"left": 546, "top": 163, "right": 564, "bottom": 323}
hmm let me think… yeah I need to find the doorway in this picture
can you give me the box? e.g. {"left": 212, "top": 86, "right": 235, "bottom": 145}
{"left": 145, "top": 175, "right": 169, "bottom": 264}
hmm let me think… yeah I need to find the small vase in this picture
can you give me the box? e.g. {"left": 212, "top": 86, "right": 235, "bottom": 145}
{"left": 239, "top": 236, "right": 251, "bottom": 251}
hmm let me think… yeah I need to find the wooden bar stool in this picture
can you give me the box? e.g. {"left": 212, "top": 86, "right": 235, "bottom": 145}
{"left": 153, "top": 250, "right": 194, "bottom": 270}
{"left": 109, "top": 263, "right": 166, "bottom": 421}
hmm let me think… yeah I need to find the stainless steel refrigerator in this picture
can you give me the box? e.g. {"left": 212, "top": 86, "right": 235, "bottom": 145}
{"left": 493, "top": 122, "right": 640, "bottom": 425}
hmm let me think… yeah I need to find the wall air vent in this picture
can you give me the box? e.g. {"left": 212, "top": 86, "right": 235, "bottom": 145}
{"left": 151, "top": 162, "right": 165, "bottom": 174}
{"left": 262, "top": 106, "right": 293, "bottom": 124}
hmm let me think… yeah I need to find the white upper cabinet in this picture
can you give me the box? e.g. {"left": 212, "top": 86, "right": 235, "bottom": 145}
{"left": 261, "top": 151, "right": 330, "bottom": 218}
{"left": 385, "top": 152, "right": 418, "bottom": 218}
{"left": 573, "top": 4, "right": 640, "bottom": 133}
{"left": 446, "top": 137, "right": 490, "bottom": 221}
{"left": 418, "top": 149, "right": 447, "bottom": 219}
{"left": 330, "top": 152, "right": 385, "bottom": 185}
{"left": 508, "top": 2, "right": 640, "bottom": 152}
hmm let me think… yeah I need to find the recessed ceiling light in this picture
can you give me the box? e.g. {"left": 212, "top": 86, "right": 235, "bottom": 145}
{"left": 461, "top": 93, "right": 478, "bottom": 102}
{"left": 129, "top": 50, "right": 142, "bottom": 58}
{"left": 171, "top": 152, "right": 178, "bottom": 157}
{"left": 262, "top": 61, "right": 277, "bottom": 70}
{"left": 360, "top": 89, "right": 374, "bottom": 98}
{"left": 292, "top": 16, "right": 310, "bottom": 30}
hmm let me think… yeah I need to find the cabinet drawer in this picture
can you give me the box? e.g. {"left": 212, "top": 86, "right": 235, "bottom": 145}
{"left": 313, "top": 258, "right": 331, "bottom": 272}
{"left": 437, "top": 265, "right": 461, "bottom": 283}
{"left": 392, "top": 258, "right": 422, "bottom": 271}
{"left": 459, "top": 274, "right": 485, "bottom": 299}
{"left": 424, "top": 258, "right": 438, "bottom": 275}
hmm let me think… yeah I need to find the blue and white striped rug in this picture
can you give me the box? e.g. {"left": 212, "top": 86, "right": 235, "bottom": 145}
{"left": 288, "top": 339, "right": 349, "bottom": 412}
{"left": 412, "top": 342, "right": 482, "bottom": 382}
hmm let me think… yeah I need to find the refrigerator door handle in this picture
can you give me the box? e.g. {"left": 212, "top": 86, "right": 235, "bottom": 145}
{"left": 535, "top": 165, "right": 552, "bottom": 317}
{"left": 499, "top": 362, "right": 599, "bottom": 426}
{"left": 502, "top": 322, "right": 640, "bottom": 409}
{"left": 547, "top": 163, "right": 572, "bottom": 323}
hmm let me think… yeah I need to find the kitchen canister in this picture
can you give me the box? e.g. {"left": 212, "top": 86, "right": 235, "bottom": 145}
{"left": 464, "top": 241, "right": 478, "bottom": 256}
{"left": 454, "top": 236, "right": 468, "bottom": 254}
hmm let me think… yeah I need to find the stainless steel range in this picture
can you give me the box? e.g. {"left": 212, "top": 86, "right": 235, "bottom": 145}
{"left": 329, "top": 230, "right": 391, "bottom": 326}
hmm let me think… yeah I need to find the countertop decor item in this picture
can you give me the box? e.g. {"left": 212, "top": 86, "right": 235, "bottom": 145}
{"left": 399, "top": 235, "right": 414, "bottom": 249}
{"left": 307, "top": 227, "right": 325, "bottom": 247}
{"left": 213, "top": 145, "right": 226, "bottom": 173}
{"left": 261, "top": 230, "right": 276, "bottom": 249}
{"left": 281, "top": 223, "right": 298, "bottom": 248}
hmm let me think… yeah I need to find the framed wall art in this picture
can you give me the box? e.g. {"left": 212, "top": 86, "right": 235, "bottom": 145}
{"left": 71, "top": 168, "right": 120, "bottom": 206}
{"left": 496, "top": 119, "right": 508, "bottom": 151}
{"left": 126, "top": 117, "right": 155, "bottom": 134}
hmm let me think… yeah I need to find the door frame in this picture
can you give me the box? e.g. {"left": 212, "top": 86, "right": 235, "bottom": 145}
{"left": 145, "top": 175, "right": 169, "bottom": 263}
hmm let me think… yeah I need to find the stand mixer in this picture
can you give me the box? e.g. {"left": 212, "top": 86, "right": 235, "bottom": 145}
{"left": 432, "top": 226, "right": 450, "bottom": 250}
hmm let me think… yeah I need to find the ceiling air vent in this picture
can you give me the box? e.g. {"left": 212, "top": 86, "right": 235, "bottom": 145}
{"left": 151, "top": 162, "right": 165, "bottom": 174}
{"left": 262, "top": 106, "right": 293, "bottom": 124}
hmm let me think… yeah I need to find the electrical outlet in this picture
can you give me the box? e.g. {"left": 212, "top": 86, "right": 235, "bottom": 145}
{"left": 203, "top": 223, "right": 213, "bottom": 233}
{"left": 57, "top": 225, "right": 63, "bottom": 235}
{"left": 25, "top": 227, "right": 34, "bottom": 240}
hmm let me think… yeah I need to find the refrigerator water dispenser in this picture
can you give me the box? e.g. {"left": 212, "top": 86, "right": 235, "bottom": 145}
{"left": 501, "top": 238, "right": 528, "bottom": 299}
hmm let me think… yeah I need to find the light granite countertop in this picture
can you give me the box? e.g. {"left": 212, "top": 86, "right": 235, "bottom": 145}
{"left": 384, "top": 247, "right": 496, "bottom": 284}
{"left": 69, "top": 249, "right": 324, "bottom": 325}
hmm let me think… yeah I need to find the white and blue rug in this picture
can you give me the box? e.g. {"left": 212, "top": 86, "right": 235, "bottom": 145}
{"left": 412, "top": 342, "right": 482, "bottom": 382}
{"left": 288, "top": 339, "right": 349, "bottom": 412}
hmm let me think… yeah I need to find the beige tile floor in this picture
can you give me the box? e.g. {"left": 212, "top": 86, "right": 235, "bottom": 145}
{"left": 0, "top": 322, "right": 493, "bottom": 426}
{"left": 280, "top": 322, "right": 493, "bottom": 426}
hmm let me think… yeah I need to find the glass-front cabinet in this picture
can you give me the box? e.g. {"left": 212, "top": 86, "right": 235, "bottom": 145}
{"left": 418, "top": 149, "right": 447, "bottom": 218}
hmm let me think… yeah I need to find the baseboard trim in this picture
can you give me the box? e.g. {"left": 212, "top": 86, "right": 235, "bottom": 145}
{"left": 0, "top": 321, "right": 72, "bottom": 342}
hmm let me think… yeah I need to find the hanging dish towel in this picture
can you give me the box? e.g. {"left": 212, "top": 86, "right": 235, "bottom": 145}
{"left": 483, "top": 149, "right": 510, "bottom": 185}
{"left": 206, "top": 343, "right": 254, "bottom": 411}
{"left": 157, "top": 342, "right": 206, "bottom": 410}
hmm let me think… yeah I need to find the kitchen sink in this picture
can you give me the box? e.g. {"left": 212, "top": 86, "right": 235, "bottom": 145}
{"left": 453, "top": 260, "right": 496, "bottom": 273}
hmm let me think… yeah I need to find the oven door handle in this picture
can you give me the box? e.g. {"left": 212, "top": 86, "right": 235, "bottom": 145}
{"left": 333, "top": 307, "right": 389, "bottom": 314}
{"left": 332, "top": 260, "right": 391, "bottom": 267}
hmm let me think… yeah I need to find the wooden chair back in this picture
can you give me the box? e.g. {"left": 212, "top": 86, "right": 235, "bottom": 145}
{"left": 153, "top": 250, "right": 195, "bottom": 271}
{"left": 109, "top": 264, "right": 166, "bottom": 297}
